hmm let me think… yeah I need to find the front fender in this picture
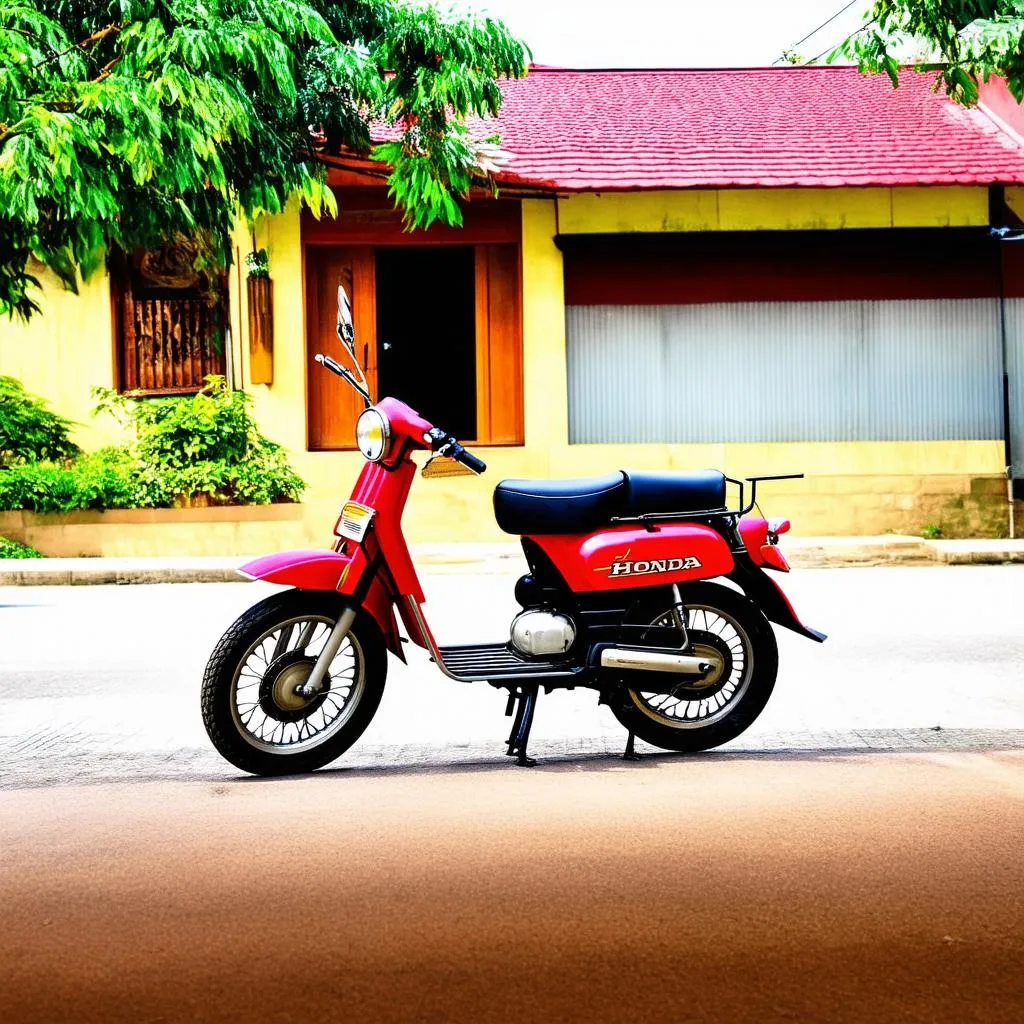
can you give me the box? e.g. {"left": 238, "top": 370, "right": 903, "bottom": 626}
{"left": 240, "top": 549, "right": 353, "bottom": 590}
{"left": 239, "top": 549, "right": 404, "bottom": 660}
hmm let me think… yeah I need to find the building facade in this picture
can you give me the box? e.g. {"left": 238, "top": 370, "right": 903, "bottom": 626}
{"left": 4, "top": 66, "right": 1024, "bottom": 549}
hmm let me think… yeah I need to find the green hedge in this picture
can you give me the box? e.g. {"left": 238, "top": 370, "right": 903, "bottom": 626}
{"left": 0, "top": 537, "right": 43, "bottom": 559}
{"left": 0, "top": 376, "right": 79, "bottom": 468}
{"left": 0, "top": 377, "right": 305, "bottom": 513}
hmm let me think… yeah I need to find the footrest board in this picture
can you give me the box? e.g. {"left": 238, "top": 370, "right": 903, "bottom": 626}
{"left": 437, "top": 643, "right": 567, "bottom": 681}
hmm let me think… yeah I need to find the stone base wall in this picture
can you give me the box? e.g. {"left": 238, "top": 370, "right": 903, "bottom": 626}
{"left": 0, "top": 505, "right": 312, "bottom": 558}
{"left": 767, "top": 475, "right": 1014, "bottom": 539}
{"left": 0, "top": 477, "right": 1016, "bottom": 559}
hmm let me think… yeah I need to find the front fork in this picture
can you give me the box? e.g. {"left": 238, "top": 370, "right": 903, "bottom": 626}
{"left": 298, "top": 606, "right": 358, "bottom": 699}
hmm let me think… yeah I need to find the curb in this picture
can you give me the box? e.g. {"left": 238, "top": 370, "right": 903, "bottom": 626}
{"left": 2, "top": 537, "right": 1023, "bottom": 585}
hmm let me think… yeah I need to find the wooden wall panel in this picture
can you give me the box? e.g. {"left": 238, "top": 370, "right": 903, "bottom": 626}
{"left": 305, "top": 246, "right": 377, "bottom": 450}
{"left": 120, "top": 296, "right": 223, "bottom": 394}
{"left": 474, "top": 244, "right": 524, "bottom": 445}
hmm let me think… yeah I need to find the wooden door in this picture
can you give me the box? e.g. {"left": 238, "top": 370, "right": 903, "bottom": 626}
{"left": 475, "top": 244, "right": 523, "bottom": 444}
{"left": 306, "top": 247, "right": 377, "bottom": 450}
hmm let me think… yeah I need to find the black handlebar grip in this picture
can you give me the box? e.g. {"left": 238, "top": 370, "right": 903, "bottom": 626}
{"left": 315, "top": 353, "right": 346, "bottom": 377}
{"left": 447, "top": 439, "right": 487, "bottom": 475}
{"left": 456, "top": 447, "right": 487, "bottom": 475}
{"left": 426, "top": 428, "right": 486, "bottom": 474}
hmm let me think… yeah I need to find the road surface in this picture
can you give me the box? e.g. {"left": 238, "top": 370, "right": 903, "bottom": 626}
{"left": 2, "top": 565, "right": 1022, "bottom": 1022}
{"left": 1, "top": 565, "right": 1022, "bottom": 787}
{"left": 1, "top": 751, "right": 1022, "bottom": 1023}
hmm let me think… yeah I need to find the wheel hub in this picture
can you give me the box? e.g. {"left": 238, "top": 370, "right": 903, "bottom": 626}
{"left": 259, "top": 651, "right": 330, "bottom": 722}
{"left": 669, "top": 630, "right": 733, "bottom": 699}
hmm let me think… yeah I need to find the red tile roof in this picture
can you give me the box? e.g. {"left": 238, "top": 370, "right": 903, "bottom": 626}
{"left": 471, "top": 66, "right": 1024, "bottom": 190}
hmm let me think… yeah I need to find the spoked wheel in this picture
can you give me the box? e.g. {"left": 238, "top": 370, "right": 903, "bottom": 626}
{"left": 609, "top": 582, "right": 778, "bottom": 753}
{"left": 201, "top": 590, "right": 386, "bottom": 776}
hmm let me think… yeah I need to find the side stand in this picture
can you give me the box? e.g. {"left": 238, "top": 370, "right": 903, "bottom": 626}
{"left": 623, "top": 730, "right": 642, "bottom": 761}
{"left": 505, "top": 683, "right": 540, "bottom": 767}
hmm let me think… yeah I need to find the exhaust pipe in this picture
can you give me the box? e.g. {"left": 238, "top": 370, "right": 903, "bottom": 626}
{"left": 600, "top": 647, "right": 714, "bottom": 675}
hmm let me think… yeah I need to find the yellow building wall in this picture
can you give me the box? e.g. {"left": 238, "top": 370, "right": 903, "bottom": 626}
{"left": 557, "top": 186, "right": 990, "bottom": 234}
{"left": 0, "top": 187, "right": 1010, "bottom": 552}
{"left": 0, "top": 264, "right": 122, "bottom": 450}
{"left": 250, "top": 190, "right": 1004, "bottom": 543}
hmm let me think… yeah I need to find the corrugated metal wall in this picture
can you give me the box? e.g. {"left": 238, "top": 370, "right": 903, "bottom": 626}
{"left": 1004, "top": 299, "right": 1024, "bottom": 480}
{"left": 566, "top": 300, "right": 1004, "bottom": 444}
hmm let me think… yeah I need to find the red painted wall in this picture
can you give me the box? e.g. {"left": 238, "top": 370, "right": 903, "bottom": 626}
{"left": 561, "top": 229, "right": 1011, "bottom": 305}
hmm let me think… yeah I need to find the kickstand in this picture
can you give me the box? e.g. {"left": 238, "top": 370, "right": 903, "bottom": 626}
{"left": 505, "top": 683, "right": 539, "bottom": 767}
{"left": 623, "top": 730, "right": 642, "bottom": 762}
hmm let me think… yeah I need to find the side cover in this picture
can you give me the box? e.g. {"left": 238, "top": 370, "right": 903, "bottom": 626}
{"left": 529, "top": 523, "right": 734, "bottom": 592}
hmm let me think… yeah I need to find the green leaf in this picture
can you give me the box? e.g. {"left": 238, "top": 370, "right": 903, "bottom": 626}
{"left": 1, "top": 0, "right": 528, "bottom": 319}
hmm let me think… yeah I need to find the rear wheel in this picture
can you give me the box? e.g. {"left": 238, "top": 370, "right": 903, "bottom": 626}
{"left": 201, "top": 590, "right": 386, "bottom": 776}
{"left": 609, "top": 582, "right": 777, "bottom": 753}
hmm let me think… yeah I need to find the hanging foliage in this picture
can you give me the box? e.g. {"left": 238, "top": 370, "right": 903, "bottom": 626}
{"left": 0, "top": 1, "right": 530, "bottom": 320}
{"left": 836, "top": 2, "right": 1024, "bottom": 104}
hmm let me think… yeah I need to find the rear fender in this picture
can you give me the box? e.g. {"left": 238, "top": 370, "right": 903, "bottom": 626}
{"left": 727, "top": 558, "right": 827, "bottom": 642}
{"left": 239, "top": 549, "right": 404, "bottom": 660}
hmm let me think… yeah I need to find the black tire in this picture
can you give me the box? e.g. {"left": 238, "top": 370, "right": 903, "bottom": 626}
{"left": 201, "top": 589, "right": 387, "bottom": 776}
{"left": 609, "top": 581, "right": 778, "bottom": 753}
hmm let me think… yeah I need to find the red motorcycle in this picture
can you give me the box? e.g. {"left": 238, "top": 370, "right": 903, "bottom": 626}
{"left": 201, "top": 288, "right": 825, "bottom": 775}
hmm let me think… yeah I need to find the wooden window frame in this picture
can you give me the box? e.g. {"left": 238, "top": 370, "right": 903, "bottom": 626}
{"left": 110, "top": 249, "right": 228, "bottom": 396}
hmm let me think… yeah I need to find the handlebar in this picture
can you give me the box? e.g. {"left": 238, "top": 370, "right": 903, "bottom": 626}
{"left": 425, "top": 427, "right": 487, "bottom": 475}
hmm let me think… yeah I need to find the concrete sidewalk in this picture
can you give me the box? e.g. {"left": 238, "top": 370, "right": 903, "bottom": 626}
{"left": 1, "top": 535, "right": 1023, "bottom": 585}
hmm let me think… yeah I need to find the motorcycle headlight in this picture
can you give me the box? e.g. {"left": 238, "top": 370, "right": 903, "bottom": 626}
{"left": 355, "top": 407, "right": 391, "bottom": 462}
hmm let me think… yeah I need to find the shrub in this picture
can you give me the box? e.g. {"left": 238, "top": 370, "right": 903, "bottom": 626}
{"left": 0, "top": 376, "right": 79, "bottom": 468}
{"left": 0, "top": 448, "right": 143, "bottom": 513}
{"left": 0, "top": 377, "right": 305, "bottom": 513}
{"left": 0, "top": 536, "right": 43, "bottom": 559}
{"left": 101, "top": 376, "right": 305, "bottom": 506}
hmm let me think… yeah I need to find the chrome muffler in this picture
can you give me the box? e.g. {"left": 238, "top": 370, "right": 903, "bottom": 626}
{"left": 600, "top": 648, "right": 713, "bottom": 675}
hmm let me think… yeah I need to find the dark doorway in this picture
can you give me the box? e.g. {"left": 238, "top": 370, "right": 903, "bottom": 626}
{"left": 375, "top": 247, "right": 477, "bottom": 440}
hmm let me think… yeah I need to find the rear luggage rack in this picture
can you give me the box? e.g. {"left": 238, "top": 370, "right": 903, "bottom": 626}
{"left": 610, "top": 474, "right": 804, "bottom": 527}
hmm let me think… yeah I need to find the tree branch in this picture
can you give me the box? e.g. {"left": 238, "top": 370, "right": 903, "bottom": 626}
{"left": 32, "top": 22, "right": 121, "bottom": 70}
{"left": 92, "top": 56, "right": 121, "bottom": 84}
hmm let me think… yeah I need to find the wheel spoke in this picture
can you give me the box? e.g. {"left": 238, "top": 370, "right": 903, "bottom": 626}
{"left": 632, "top": 601, "right": 754, "bottom": 730}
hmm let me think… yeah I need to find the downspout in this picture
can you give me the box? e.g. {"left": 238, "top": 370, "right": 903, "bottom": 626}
{"left": 997, "top": 256, "right": 1015, "bottom": 539}
{"left": 991, "top": 190, "right": 1016, "bottom": 539}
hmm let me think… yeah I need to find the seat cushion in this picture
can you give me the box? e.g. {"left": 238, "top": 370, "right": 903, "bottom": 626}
{"left": 623, "top": 469, "right": 727, "bottom": 517}
{"left": 493, "top": 473, "right": 627, "bottom": 535}
{"left": 493, "top": 469, "right": 728, "bottom": 536}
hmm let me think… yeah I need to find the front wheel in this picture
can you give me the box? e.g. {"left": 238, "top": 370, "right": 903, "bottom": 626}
{"left": 201, "top": 590, "right": 387, "bottom": 776}
{"left": 609, "top": 582, "right": 778, "bottom": 753}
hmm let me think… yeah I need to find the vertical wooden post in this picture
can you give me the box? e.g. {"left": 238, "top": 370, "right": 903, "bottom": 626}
{"left": 247, "top": 276, "right": 274, "bottom": 385}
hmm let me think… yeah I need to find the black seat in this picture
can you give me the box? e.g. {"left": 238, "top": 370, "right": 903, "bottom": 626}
{"left": 493, "top": 473, "right": 627, "bottom": 535}
{"left": 624, "top": 469, "right": 727, "bottom": 519}
{"left": 493, "top": 469, "right": 727, "bottom": 535}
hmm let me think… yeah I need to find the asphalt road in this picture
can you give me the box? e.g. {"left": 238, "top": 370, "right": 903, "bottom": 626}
{"left": 1, "top": 751, "right": 1022, "bottom": 1023}
{"left": 1, "top": 565, "right": 1023, "bottom": 787}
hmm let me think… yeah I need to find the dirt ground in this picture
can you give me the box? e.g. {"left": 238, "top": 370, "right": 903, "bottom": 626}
{"left": 2, "top": 750, "right": 1022, "bottom": 1023}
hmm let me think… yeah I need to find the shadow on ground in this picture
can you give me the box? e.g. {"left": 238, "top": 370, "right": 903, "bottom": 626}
{"left": 3, "top": 727, "right": 1023, "bottom": 791}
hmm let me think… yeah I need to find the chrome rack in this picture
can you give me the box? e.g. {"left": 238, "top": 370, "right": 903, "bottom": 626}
{"left": 609, "top": 474, "right": 804, "bottom": 529}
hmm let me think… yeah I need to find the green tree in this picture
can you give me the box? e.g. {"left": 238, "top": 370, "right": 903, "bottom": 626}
{"left": 837, "top": 2, "right": 1024, "bottom": 103}
{"left": 0, "top": 1, "right": 529, "bottom": 320}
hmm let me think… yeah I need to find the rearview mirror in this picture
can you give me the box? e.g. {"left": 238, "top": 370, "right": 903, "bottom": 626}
{"left": 336, "top": 285, "right": 354, "bottom": 346}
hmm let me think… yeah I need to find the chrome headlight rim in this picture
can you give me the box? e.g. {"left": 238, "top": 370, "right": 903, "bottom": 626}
{"left": 355, "top": 407, "right": 391, "bottom": 462}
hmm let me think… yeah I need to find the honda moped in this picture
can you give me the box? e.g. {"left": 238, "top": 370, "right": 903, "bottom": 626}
{"left": 201, "top": 287, "right": 826, "bottom": 775}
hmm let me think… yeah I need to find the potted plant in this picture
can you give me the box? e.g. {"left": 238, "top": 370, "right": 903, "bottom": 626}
{"left": 245, "top": 248, "right": 273, "bottom": 384}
